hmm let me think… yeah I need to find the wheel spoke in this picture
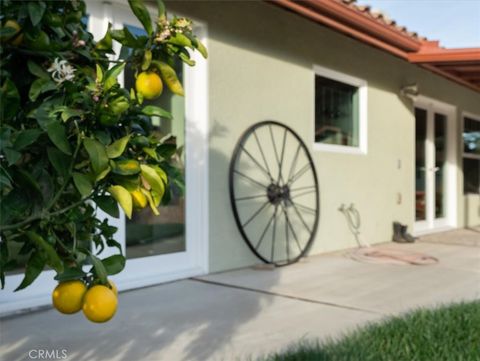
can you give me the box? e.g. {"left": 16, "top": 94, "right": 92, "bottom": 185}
{"left": 290, "top": 189, "right": 317, "bottom": 199}
{"left": 271, "top": 205, "right": 279, "bottom": 262}
{"left": 234, "top": 170, "right": 268, "bottom": 190}
{"left": 235, "top": 194, "right": 267, "bottom": 201}
{"left": 277, "top": 128, "right": 287, "bottom": 184}
{"left": 255, "top": 210, "right": 276, "bottom": 250}
{"left": 253, "top": 130, "right": 274, "bottom": 183}
{"left": 242, "top": 201, "right": 271, "bottom": 227}
{"left": 288, "top": 163, "right": 311, "bottom": 185}
{"left": 292, "top": 202, "right": 317, "bottom": 214}
{"left": 284, "top": 205, "right": 290, "bottom": 262}
{"left": 240, "top": 145, "right": 274, "bottom": 182}
{"left": 287, "top": 143, "right": 301, "bottom": 182}
{"left": 269, "top": 125, "right": 285, "bottom": 184}
{"left": 282, "top": 204, "right": 302, "bottom": 253}
{"left": 289, "top": 185, "right": 316, "bottom": 193}
{"left": 291, "top": 203, "right": 312, "bottom": 233}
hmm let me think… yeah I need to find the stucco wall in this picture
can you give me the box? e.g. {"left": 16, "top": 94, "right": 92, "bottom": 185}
{"left": 167, "top": 0, "right": 480, "bottom": 272}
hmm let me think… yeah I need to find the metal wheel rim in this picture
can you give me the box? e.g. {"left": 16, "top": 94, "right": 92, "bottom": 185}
{"left": 229, "top": 120, "right": 320, "bottom": 266}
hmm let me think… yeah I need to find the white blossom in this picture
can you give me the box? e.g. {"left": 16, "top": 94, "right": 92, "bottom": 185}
{"left": 47, "top": 58, "right": 76, "bottom": 84}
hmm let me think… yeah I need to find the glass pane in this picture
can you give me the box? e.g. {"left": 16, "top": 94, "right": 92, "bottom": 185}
{"left": 123, "top": 24, "right": 186, "bottom": 259}
{"left": 434, "top": 113, "right": 447, "bottom": 218}
{"left": 415, "top": 108, "right": 427, "bottom": 221}
{"left": 315, "top": 76, "right": 359, "bottom": 147}
{"left": 463, "top": 158, "right": 480, "bottom": 194}
{"left": 463, "top": 117, "right": 480, "bottom": 155}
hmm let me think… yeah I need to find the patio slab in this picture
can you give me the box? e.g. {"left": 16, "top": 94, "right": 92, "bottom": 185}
{"left": 0, "top": 232, "right": 479, "bottom": 361}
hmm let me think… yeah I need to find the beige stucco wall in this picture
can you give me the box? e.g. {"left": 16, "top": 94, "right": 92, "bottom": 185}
{"left": 167, "top": 0, "right": 480, "bottom": 272}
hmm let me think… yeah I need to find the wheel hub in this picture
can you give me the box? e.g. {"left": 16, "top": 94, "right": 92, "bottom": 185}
{"left": 267, "top": 183, "right": 290, "bottom": 205}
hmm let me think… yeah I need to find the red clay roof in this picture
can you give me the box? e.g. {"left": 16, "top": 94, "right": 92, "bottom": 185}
{"left": 270, "top": 0, "right": 480, "bottom": 92}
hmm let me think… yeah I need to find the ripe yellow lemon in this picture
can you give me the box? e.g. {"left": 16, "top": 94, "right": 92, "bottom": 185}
{"left": 52, "top": 280, "right": 87, "bottom": 314}
{"left": 135, "top": 72, "right": 163, "bottom": 100}
{"left": 82, "top": 285, "right": 118, "bottom": 323}
{"left": 131, "top": 189, "right": 148, "bottom": 209}
{"left": 4, "top": 20, "right": 23, "bottom": 46}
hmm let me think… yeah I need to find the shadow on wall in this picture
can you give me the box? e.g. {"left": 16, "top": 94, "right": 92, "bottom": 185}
{"left": 0, "top": 122, "right": 281, "bottom": 361}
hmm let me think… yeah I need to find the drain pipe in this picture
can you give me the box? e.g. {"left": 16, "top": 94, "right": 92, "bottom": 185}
{"left": 338, "top": 203, "right": 370, "bottom": 248}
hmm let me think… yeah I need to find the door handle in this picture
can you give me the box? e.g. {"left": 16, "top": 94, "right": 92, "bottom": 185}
{"left": 430, "top": 167, "right": 440, "bottom": 172}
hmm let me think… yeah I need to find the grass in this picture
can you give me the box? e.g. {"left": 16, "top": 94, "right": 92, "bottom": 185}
{"left": 259, "top": 301, "right": 480, "bottom": 361}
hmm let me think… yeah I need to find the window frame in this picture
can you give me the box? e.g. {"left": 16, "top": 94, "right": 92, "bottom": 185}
{"left": 312, "top": 64, "right": 368, "bottom": 155}
{"left": 462, "top": 111, "right": 480, "bottom": 194}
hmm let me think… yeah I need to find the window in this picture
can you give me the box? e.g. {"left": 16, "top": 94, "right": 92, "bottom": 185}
{"left": 314, "top": 65, "right": 367, "bottom": 153}
{"left": 463, "top": 114, "right": 480, "bottom": 194}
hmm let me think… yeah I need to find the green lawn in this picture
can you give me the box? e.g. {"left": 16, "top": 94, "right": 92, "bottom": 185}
{"left": 259, "top": 301, "right": 480, "bottom": 361}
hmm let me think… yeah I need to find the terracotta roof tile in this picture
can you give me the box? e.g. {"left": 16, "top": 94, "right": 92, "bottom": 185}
{"left": 338, "top": 0, "right": 426, "bottom": 41}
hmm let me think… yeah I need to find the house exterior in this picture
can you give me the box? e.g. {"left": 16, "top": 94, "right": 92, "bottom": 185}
{"left": 1, "top": 0, "right": 479, "bottom": 315}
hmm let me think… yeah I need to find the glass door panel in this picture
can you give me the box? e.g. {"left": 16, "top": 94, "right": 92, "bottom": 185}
{"left": 122, "top": 24, "right": 186, "bottom": 260}
{"left": 415, "top": 108, "right": 427, "bottom": 222}
{"left": 434, "top": 113, "right": 447, "bottom": 219}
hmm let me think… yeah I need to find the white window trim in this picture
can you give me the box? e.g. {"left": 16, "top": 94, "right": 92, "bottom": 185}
{"left": 461, "top": 111, "right": 480, "bottom": 195}
{"left": 312, "top": 64, "right": 368, "bottom": 155}
{"left": 461, "top": 111, "right": 480, "bottom": 161}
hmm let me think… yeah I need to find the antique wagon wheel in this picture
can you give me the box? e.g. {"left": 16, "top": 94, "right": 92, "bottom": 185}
{"left": 229, "top": 121, "right": 320, "bottom": 266}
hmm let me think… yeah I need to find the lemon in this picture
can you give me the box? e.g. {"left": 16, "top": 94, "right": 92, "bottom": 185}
{"left": 52, "top": 280, "right": 87, "bottom": 314}
{"left": 135, "top": 72, "right": 163, "bottom": 100}
{"left": 4, "top": 20, "right": 23, "bottom": 46}
{"left": 108, "top": 280, "right": 118, "bottom": 296}
{"left": 82, "top": 285, "right": 118, "bottom": 323}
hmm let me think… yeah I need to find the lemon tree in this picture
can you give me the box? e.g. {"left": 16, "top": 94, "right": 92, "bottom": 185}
{"left": 0, "top": 0, "right": 207, "bottom": 320}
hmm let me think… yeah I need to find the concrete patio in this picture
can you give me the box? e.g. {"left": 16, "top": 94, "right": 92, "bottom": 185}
{"left": 1, "top": 229, "right": 479, "bottom": 361}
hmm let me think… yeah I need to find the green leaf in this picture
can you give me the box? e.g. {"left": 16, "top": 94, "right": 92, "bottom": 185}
{"left": 102, "top": 255, "right": 126, "bottom": 275}
{"left": 103, "top": 63, "right": 125, "bottom": 92}
{"left": 47, "top": 147, "right": 70, "bottom": 178}
{"left": 54, "top": 267, "right": 87, "bottom": 282}
{"left": 168, "top": 33, "right": 192, "bottom": 48}
{"left": 13, "top": 129, "right": 43, "bottom": 150}
{"left": 108, "top": 185, "right": 132, "bottom": 219}
{"left": 141, "top": 50, "right": 152, "bottom": 71}
{"left": 89, "top": 254, "right": 108, "bottom": 284}
{"left": 111, "top": 159, "right": 141, "bottom": 175}
{"left": 61, "top": 108, "right": 83, "bottom": 122}
{"left": 28, "top": 1, "right": 47, "bottom": 27}
{"left": 96, "top": 23, "right": 113, "bottom": 52}
{"left": 14, "top": 251, "right": 46, "bottom": 291}
{"left": 178, "top": 51, "right": 195, "bottom": 66}
{"left": 156, "top": 0, "right": 166, "bottom": 19}
{"left": 196, "top": 40, "right": 208, "bottom": 59}
{"left": 128, "top": 0, "right": 153, "bottom": 35}
{"left": 3, "top": 148, "right": 21, "bottom": 166}
{"left": 143, "top": 147, "right": 158, "bottom": 160}
{"left": 27, "top": 61, "right": 50, "bottom": 80}
{"left": 106, "top": 135, "right": 131, "bottom": 158}
{"left": 25, "top": 231, "right": 63, "bottom": 273}
{"left": 73, "top": 172, "right": 93, "bottom": 197}
{"left": 141, "top": 105, "right": 172, "bottom": 119}
{"left": 83, "top": 138, "right": 109, "bottom": 174}
{"left": 152, "top": 60, "right": 184, "bottom": 96}
{"left": 0, "top": 79, "right": 20, "bottom": 120}
{"left": 96, "top": 166, "right": 111, "bottom": 182}
{"left": 46, "top": 121, "right": 72, "bottom": 155}
{"left": 29, "top": 78, "right": 56, "bottom": 102}
{"left": 96, "top": 64, "right": 104, "bottom": 83}
{"left": 95, "top": 195, "right": 119, "bottom": 218}
{"left": 140, "top": 164, "right": 165, "bottom": 198}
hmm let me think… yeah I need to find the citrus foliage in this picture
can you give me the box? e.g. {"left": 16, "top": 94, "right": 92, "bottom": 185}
{"left": 0, "top": 0, "right": 206, "bottom": 292}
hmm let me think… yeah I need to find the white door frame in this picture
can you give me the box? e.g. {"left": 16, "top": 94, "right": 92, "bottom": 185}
{"left": 0, "top": 1, "right": 209, "bottom": 316}
{"left": 414, "top": 96, "right": 457, "bottom": 235}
